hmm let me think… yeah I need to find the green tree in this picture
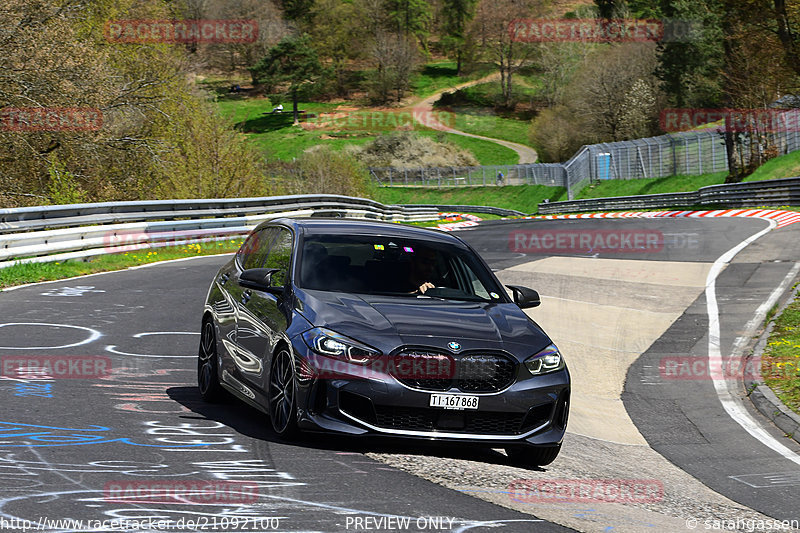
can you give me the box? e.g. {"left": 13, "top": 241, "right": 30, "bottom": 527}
{"left": 281, "top": 0, "right": 316, "bottom": 23}
{"left": 774, "top": 0, "right": 800, "bottom": 75}
{"left": 310, "top": 0, "right": 364, "bottom": 97}
{"left": 440, "top": 0, "right": 478, "bottom": 74}
{"left": 654, "top": 0, "right": 725, "bottom": 108}
{"left": 385, "top": 0, "right": 432, "bottom": 46}
{"left": 250, "top": 34, "right": 325, "bottom": 125}
{"left": 594, "top": 0, "right": 626, "bottom": 18}
{"left": 469, "top": 0, "right": 545, "bottom": 109}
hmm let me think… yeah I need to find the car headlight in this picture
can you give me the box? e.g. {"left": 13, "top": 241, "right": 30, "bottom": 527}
{"left": 524, "top": 344, "right": 565, "bottom": 375}
{"left": 301, "top": 327, "right": 380, "bottom": 364}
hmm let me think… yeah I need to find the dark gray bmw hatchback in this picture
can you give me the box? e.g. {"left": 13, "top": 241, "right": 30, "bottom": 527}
{"left": 198, "top": 218, "right": 569, "bottom": 466}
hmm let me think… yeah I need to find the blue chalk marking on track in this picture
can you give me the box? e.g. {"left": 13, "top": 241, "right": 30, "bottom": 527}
{"left": 0, "top": 421, "right": 207, "bottom": 448}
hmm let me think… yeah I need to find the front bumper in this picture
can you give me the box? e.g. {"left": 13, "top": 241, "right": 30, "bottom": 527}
{"left": 292, "top": 339, "right": 570, "bottom": 446}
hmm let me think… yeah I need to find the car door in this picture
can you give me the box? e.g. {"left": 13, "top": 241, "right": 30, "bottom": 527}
{"left": 220, "top": 227, "right": 278, "bottom": 389}
{"left": 235, "top": 226, "right": 293, "bottom": 397}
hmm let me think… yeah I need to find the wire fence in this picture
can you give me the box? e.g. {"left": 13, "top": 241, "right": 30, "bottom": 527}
{"left": 368, "top": 163, "right": 566, "bottom": 188}
{"left": 371, "top": 110, "right": 800, "bottom": 199}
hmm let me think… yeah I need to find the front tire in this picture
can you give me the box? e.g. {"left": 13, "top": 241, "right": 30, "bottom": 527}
{"left": 268, "top": 347, "right": 298, "bottom": 438}
{"left": 198, "top": 319, "right": 225, "bottom": 402}
{"left": 505, "top": 444, "right": 561, "bottom": 467}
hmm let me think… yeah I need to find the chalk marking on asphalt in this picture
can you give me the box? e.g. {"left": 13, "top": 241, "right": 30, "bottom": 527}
{"left": 104, "top": 345, "right": 193, "bottom": 359}
{"left": 0, "top": 323, "right": 102, "bottom": 350}
{"left": 706, "top": 218, "right": 800, "bottom": 466}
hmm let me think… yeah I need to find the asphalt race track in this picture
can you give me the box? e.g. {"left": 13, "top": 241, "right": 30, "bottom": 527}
{"left": 0, "top": 215, "right": 799, "bottom": 533}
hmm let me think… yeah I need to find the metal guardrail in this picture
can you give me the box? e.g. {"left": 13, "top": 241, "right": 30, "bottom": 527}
{"left": 0, "top": 194, "right": 435, "bottom": 232}
{"left": 0, "top": 195, "right": 440, "bottom": 268}
{"left": 538, "top": 177, "right": 800, "bottom": 214}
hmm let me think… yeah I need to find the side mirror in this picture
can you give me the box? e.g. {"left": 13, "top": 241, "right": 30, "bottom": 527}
{"left": 506, "top": 285, "right": 541, "bottom": 309}
{"left": 239, "top": 268, "right": 283, "bottom": 295}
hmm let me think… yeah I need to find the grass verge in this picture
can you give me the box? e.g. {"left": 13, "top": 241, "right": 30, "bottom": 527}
{"left": 761, "top": 286, "right": 800, "bottom": 417}
{"left": 429, "top": 132, "right": 519, "bottom": 165}
{"left": 0, "top": 240, "right": 242, "bottom": 290}
{"left": 575, "top": 172, "right": 729, "bottom": 199}
{"left": 451, "top": 113, "right": 533, "bottom": 148}
{"left": 744, "top": 150, "right": 800, "bottom": 182}
{"left": 372, "top": 185, "right": 567, "bottom": 214}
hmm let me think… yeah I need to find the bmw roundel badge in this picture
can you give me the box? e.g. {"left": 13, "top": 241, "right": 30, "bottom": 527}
{"left": 447, "top": 341, "right": 461, "bottom": 351}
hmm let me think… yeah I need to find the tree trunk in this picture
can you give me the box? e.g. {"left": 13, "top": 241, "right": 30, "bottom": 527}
{"left": 721, "top": 7, "right": 741, "bottom": 184}
{"left": 292, "top": 88, "right": 299, "bottom": 125}
{"left": 505, "top": 70, "right": 513, "bottom": 108}
{"left": 723, "top": 114, "right": 741, "bottom": 183}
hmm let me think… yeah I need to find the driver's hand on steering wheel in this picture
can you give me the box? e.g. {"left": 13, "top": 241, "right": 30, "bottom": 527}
{"left": 417, "top": 282, "right": 435, "bottom": 294}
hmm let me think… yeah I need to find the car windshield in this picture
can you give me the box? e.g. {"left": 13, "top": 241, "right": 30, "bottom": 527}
{"left": 297, "top": 234, "right": 503, "bottom": 302}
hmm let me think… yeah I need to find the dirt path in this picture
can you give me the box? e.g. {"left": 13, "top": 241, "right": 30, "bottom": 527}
{"left": 412, "top": 73, "right": 539, "bottom": 164}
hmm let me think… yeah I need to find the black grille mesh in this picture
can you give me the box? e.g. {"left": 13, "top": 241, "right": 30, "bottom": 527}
{"left": 392, "top": 350, "right": 516, "bottom": 393}
{"left": 457, "top": 354, "right": 516, "bottom": 392}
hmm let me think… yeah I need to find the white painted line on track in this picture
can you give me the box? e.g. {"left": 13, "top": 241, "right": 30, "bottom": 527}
{"left": 705, "top": 218, "right": 800, "bottom": 466}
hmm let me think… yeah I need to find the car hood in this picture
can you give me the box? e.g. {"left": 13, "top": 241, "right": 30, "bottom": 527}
{"left": 295, "top": 289, "right": 551, "bottom": 357}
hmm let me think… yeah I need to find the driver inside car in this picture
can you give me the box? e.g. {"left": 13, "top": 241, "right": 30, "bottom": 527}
{"left": 407, "top": 247, "right": 441, "bottom": 294}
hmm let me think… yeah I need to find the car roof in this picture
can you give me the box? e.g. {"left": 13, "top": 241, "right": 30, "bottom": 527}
{"left": 264, "top": 217, "right": 465, "bottom": 245}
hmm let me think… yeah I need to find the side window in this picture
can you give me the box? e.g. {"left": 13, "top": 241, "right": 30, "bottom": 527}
{"left": 238, "top": 228, "right": 277, "bottom": 270}
{"left": 463, "top": 263, "right": 491, "bottom": 299}
{"left": 451, "top": 256, "right": 491, "bottom": 299}
{"left": 263, "top": 228, "right": 293, "bottom": 287}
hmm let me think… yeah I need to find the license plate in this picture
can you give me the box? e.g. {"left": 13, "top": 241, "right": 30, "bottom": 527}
{"left": 429, "top": 394, "right": 479, "bottom": 410}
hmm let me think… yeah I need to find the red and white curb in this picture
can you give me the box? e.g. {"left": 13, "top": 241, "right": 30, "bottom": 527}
{"left": 503, "top": 209, "right": 800, "bottom": 229}
{"left": 436, "top": 212, "right": 482, "bottom": 231}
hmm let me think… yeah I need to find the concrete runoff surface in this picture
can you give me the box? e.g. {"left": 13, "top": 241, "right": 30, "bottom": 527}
{"left": 506, "top": 257, "right": 713, "bottom": 445}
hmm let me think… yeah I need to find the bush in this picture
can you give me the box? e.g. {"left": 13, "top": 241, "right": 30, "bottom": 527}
{"left": 349, "top": 132, "right": 479, "bottom": 168}
{"left": 529, "top": 107, "right": 584, "bottom": 162}
{"left": 434, "top": 87, "right": 493, "bottom": 109}
{"left": 266, "top": 147, "right": 374, "bottom": 198}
